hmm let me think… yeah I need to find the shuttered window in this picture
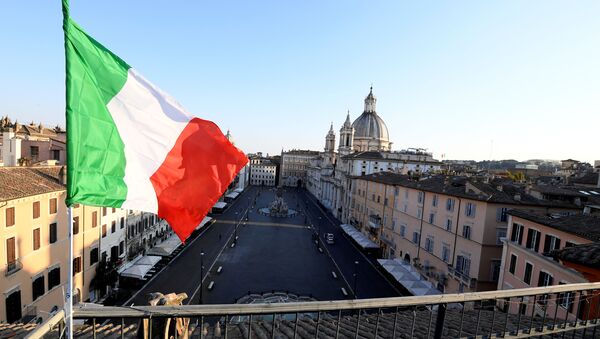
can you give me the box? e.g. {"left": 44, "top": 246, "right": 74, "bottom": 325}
{"left": 73, "top": 217, "right": 80, "bottom": 235}
{"left": 49, "top": 198, "right": 57, "bottom": 214}
{"left": 32, "top": 275, "right": 45, "bottom": 301}
{"left": 6, "top": 237, "right": 16, "bottom": 264}
{"left": 33, "top": 228, "right": 41, "bottom": 250}
{"left": 6, "top": 207, "right": 15, "bottom": 227}
{"left": 33, "top": 201, "right": 40, "bottom": 219}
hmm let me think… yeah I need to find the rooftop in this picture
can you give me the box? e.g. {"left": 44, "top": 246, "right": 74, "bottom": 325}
{"left": 0, "top": 166, "right": 64, "bottom": 201}
{"left": 508, "top": 209, "right": 600, "bottom": 242}
{"left": 355, "top": 172, "right": 577, "bottom": 208}
{"left": 551, "top": 242, "right": 600, "bottom": 268}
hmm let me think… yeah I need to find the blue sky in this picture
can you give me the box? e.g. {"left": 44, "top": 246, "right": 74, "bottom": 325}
{"left": 0, "top": 1, "right": 598, "bottom": 163}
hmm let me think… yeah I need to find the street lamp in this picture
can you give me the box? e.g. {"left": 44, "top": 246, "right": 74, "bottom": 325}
{"left": 199, "top": 250, "right": 205, "bottom": 304}
{"left": 353, "top": 260, "right": 359, "bottom": 299}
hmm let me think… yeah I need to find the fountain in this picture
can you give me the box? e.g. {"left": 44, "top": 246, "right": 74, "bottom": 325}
{"left": 259, "top": 188, "right": 298, "bottom": 217}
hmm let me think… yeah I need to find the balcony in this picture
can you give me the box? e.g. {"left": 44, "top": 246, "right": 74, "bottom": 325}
{"left": 447, "top": 265, "right": 477, "bottom": 289}
{"left": 26, "top": 283, "right": 600, "bottom": 339}
{"left": 368, "top": 215, "right": 382, "bottom": 229}
{"left": 5, "top": 259, "right": 22, "bottom": 276}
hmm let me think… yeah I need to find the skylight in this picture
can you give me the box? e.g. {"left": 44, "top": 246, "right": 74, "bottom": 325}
{"left": 579, "top": 190, "right": 591, "bottom": 195}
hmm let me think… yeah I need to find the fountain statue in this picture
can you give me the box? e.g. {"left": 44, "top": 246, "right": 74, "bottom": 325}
{"left": 259, "top": 188, "right": 297, "bottom": 217}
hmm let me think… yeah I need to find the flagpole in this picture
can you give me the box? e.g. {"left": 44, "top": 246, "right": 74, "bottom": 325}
{"left": 62, "top": 1, "right": 73, "bottom": 338}
{"left": 66, "top": 206, "right": 74, "bottom": 339}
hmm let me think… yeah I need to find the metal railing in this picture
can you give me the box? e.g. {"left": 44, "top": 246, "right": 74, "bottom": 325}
{"left": 5, "top": 258, "right": 22, "bottom": 276}
{"left": 26, "top": 282, "right": 600, "bottom": 338}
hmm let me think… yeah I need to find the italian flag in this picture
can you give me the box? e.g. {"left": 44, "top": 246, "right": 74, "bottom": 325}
{"left": 63, "top": 4, "right": 248, "bottom": 242}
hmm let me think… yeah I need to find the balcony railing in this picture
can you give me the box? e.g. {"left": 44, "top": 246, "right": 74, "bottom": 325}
{"left": 25, "top": 282, "right": 600, "bottom": 339}
{"left": 5, "top": 259, "right": 22, "bottom": 276}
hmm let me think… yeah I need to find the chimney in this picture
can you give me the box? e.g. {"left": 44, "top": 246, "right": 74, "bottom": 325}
{"left": 514, "top": 193, "right": 521, "bottom": 201}
{"left": 583, "top": 206, "right": 591, "bottom": 215}
{"left": 59, "top": 166, "right": 67, "bottom": 185}
{"left": 496, "top": 185, "right": 503, "bottom": 192}
{"left": 574, "top": 197, "right": 581, "bottom": 206}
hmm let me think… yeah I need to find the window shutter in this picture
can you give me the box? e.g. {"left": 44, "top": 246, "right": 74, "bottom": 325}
{"left": 555, "top": 239, "right": 561, "bottom": 250}
{"left": 6, "top": 237, "right": 16, "bottom": 263}
{"left": 544, "top": 235, "right": 551, "bottom": 253}
{"left": 534, "top": 232, "right": 540, "bottom": 252}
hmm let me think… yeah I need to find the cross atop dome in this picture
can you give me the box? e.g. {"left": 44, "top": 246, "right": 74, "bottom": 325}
{"left": 364, "top": 86, "right": 377, "bottom": 113}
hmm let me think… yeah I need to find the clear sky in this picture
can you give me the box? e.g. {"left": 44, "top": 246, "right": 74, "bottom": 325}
{"left": 0, "top": 1, "right": 598, "bottom": 163}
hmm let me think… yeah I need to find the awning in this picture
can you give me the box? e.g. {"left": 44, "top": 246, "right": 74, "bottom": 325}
{"left": 146, "top": 235, "right": 182, "bottom": 257}
{"left": 213, "top": 201, "right": 227, "bottom": 209}
{"left": 377, "top": 259, "right": 441, "bottom": 296}
{"left": 118, "top": 255, "right": 161, "bottom": 279}
{"left": 120, "top": 264, "right": 154, "bottom": 279}
{"left": 340, "top": 224, "right": 379, "bottom": 249}
{"left": 225, "top": 192, "right": 240, "bottom": 199}
{"left": 195, "top": 216, "right": 214, "bottom": 230}
{"left": 368, "top": 221, "right": 381, "bottom": 229}
{"left": 135, "top": 256, "right": 161, "bottom": 266}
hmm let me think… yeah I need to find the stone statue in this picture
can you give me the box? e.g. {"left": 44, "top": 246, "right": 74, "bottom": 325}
{"left": 137, "top": 292, "right": 190, "bottom": 339}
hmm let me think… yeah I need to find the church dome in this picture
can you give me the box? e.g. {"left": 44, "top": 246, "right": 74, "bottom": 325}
{"left": 352, "top": 112, "right": 389, "bottom": 141}
{"left": 351, "top": 87, "right": 389, "bottom": 141}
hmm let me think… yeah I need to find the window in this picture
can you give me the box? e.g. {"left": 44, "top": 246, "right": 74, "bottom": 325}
{"left": 417, "top": 207, "right": 423, "bottom": 219}
{"left": 372, "top": 194, "right": 375, "bottom": 201}
{"left": 102, "top": 207, "right": 107, "bottom": 216}
{"left": 526, "top": 229, "right": 541, "bottom": 252}
{"left": 384, "top": 197, "right": 388, "bottom": 206}
{"left": 510, "top": 223, "right": 524, "bottom": 245}
{"left": 73, "top": 216, "right": 79, "bottom": 235}
{"left": 442, "top": 245, "right": 450, "bottom": 263}
{"left": 462, "top": 225, "right": 472, "bottom": 240}
{"left": 32, "top": 275, "right": 45, "bottom": 301}
{"left": 33, "top": 201, "right": 40, "bottom": 219}
{"left": 446, "top": 198, "right": 455, "bottom": 211}
{"left": 558, "top": 282, "right": 575, "bottom": 312}
{"left": 6, "top": 237, "right": 16, "bottom": 268}
{"left": 543, "top": 235, "right": 561, "bottom": 254}
{"left": 73, "top": 257, "right": 82, "bottom": 275}
{"left": 119, "top": 241, "right": 125, "bottom": 255}
{"left": 52, "top": 149, "right": 60, "bottom": 161}
{"left": 6, "top": 207, "right": 15, "bottom": 227}
{"left": 111, "top": 221, "right": 116, "bottom": 233}
{"left": 465, "top": 203, "right": 476, "bottom": 217}
{"left": 432, "top": 195, "right": 438, "bottom": 207}
{"left": 29, "top": 146, "right": 40, "bottom": 161}
{"left": 456, "top": 255, "right": 471, "bottom": 276}
{"left": 33, "top": 228, "right": 41, "bottom": 250}
{"left": 49, "top": 223, "right": 57, "bottom": 243}
{"left": 509, "top": 254, "right": 517, "bottom": 274}
{"left": 111, "top": 246, "right": 118, "bottom": 259}
{"left": 90, "top": 248, "right": 99, "bottom": 265}
{"left": 418, "top": 192, "right": 424, "bottom": 204}
{"left": 102, "top": 224, "right": 107, "bottom": 238}
{"left": 425, "top": 237, "right": 434, "bottom": 253}
{"left": 90, "top": 211, "right": 97, "bottom": 228}
{"left": 523, "top": 262, "right": 533, "bottom": 285}
{"left": 112, "top": 208, "right": 116, "bottom": 213}
{"left": 48, "top": 266, "right": 60, "bottom": 290}
{"left": 412, "top": 232, "right": 420, "bottom": 244}
{"left": 120, "top": 218, "right": 124, "bottom": 229}
{"left": 428, "top": 213, "right": 435, "bottom": 224}
{"left": 377, "top": 195, "right": 380, "bottom": 203}
{"left": 445, "top": 219, "right": 452, "bottom": 232}
{"left": 400, "top": 224, "right": 406, "bottom": 238}
{"left": 496, "top": 228, "right": 507, "bottom": 245}
{"left": 49, "top": 198, "right": 57, "bottom": 214}
{"left": 394, "top": 187, "right": 399, "bottom": 196}
{"left": 491, "top": 260, "right": 501, "bottom": 282}
{"left": 497, "top": 207, "right": 509, "bottom": 222}
{"left": 538, "top": 271, "right": 553, "bottom": 287}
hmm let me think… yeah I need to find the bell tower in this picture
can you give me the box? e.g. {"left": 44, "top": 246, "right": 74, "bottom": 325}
{"left": 338, "top": 111, "right": 354, "bottom": 156}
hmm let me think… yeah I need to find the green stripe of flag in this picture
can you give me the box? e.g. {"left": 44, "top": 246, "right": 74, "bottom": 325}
{"left": 64, "top": 14, "right": 131, "bottom": 207}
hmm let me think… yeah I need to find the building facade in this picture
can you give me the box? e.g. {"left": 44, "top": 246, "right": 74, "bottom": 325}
{"left": 249, "top": 156, "right": 278, "bottom": 186}
{"left": 0, "top": 166, "right": 101, "bottom": 323}
{"left": 498, "top": 210, "right": 600, "bottom": 320}
{"left": 349, "top": 173, "right": 579, "bottom": 294}
{"left": 279, "top": 150, "right": 320, "bottom": 187}
{"left": 1, "top": 118, "right": 66, "bottom": 167}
